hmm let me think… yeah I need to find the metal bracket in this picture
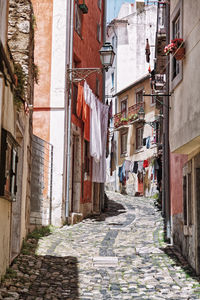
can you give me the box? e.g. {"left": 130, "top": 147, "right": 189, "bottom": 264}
{"left": 67, "top": 67, "right": 102, "bottom": 83}
{"left": 143, "top": 92, "right": 171, "bottom": 109}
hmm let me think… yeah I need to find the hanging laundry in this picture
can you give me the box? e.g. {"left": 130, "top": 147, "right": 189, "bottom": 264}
{"left": 82, "top": 99, "right": 90, "bottom": 142}
{"left": 92, "top": 102, "right": 109, "bottom": 183}
{"left": 110, "top": 136, "right": 116, "bottom": 175}
{"left": 118, "top": 166, "right": 123, "bottom": 183}
{"left": 146, "top": 136, "right": 150, "bottom": 149}
{"left": 143, "top": 160, "right": 149, "bottom": 168}
{"left": 133, "top": 161, "right": 138, "bottom": 173}
{"left": 138, "top": 161, "right": 143, "bottom": 172}
{"left": 76, "top": 83, "right": 84, "bottom": 118}
{"left": 90, "top": 95, "right": 102, "bottom": 163}
{"left": 124, "top": 160, "right": 131, "bottom": 180}
{"left": 109, "top": 100, "right": 112, "bottom": 119}
{"left": 129, "top": 161, "right": 134, "bottom": 173}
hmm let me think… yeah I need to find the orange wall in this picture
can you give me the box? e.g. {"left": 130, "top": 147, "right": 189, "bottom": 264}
{"left": 170, "top": 153, "right": 188, "bottom": 216}
{"left": 73, "top": 0, "right": 104, "bottom": 97}
{"left": 32, "top": 0, "right": 53, "bottom": 142}
{"left": 73, "top": 1, "right": 105, "bottom": 204}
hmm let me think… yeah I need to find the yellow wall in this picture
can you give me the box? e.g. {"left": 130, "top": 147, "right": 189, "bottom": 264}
{"left": 117, "top": 77, "right": 158, "bottom": 165}
{"left": 0, "top": 198, "right": 11, "bottom": 278}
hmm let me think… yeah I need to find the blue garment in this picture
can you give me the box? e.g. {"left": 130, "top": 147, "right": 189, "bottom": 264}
{"left": 118, "top": 166, "right": 123, "bottom": 183}
{"left": 122, "top": 161, "right": 126, "bottom": 179}
{"left": 146, "top": 136, "right": 150, "bottom": 149}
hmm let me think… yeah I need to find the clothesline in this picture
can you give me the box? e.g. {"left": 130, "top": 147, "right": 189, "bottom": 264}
{"left": 76, "top": 80, "right": 109, "bottom": 183}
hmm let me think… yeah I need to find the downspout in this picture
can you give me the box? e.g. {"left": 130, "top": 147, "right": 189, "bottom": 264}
{"left": 65, "top": 0, "right": 74, "bottom": 220}
{"left": 100, "top": 0, "right": 107, "bottom": 211}
{"left": 165, "top": 0, "right": 171, "bottom": 241}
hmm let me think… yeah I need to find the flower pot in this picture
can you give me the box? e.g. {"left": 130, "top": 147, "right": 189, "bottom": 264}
{"left": 174, "top": 47, "right": 185, "bottom": 60}
{"left": 79, "top": 4, "right": 88, "bottom": 14}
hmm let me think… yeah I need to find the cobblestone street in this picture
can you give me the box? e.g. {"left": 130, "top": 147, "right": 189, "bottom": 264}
{"left": 1, "top": 191, "right": 200, "bottom": 299}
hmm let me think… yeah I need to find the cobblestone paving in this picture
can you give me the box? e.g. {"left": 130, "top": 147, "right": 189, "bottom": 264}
{"left": 1, "top": 191, "right": 200, "bottom": 299}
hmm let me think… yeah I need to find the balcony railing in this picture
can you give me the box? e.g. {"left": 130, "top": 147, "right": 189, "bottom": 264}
{"left": 114, "top": 102, "right": 144, "bottom": 128}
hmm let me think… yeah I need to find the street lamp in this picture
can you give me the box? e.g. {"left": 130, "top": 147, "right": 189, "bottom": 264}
{"left": 67, "top": 42, "right": 115, "bottom": 83}
{"left": 138, "top": 106, "right": 159, "bottom": 129}
{"left": 138, "top": 106, "right": 145, "bottom": 121}
{"left": 99, "top": 42, "right": 115, "bottom": 71}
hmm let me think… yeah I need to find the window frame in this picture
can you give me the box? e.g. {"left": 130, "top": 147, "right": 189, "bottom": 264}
{"left": 97, "top": 23, "right": 101, "bottom": 43}
{"left": 97, "top": 0, "right": 102, "bottom": 10}
{"left": 75, "top": 1, "right": 82, "bottom": 37}
{"left": 136, "top": 126, "right": 144, "bottom": 150}
{"left": 120, "top": 130, "right": 128, "bottom": 156}
{"left": 170, "top": 0, "right": 183, "bottom": 91}
{"left": 0, "top": 129, "right": 18, "bottom": 201}
{"left": 120, "top": 97, "right": 128, "bottom": 118}
{"left": 136, "top": 88, "right": 144, "bottom": 104}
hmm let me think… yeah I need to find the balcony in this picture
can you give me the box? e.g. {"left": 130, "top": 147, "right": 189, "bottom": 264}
{"left": 114, "top": 102, "right": 144, "bottom": 130}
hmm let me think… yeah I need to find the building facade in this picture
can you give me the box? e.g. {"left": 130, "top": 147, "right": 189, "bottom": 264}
{"left": 168, "top": 0, "right": 200, "bottom": 274}
{"left": 113, "top": 75, "right": 161, "bottom": 196}
{"left": 0, "top": 0, "right": 34, "bottom": 277}
{"left": 105, "top": 0, "right": 157, "bottom": 192}
{"left": 66, "top": 0, "right": 106, "bottom": 222}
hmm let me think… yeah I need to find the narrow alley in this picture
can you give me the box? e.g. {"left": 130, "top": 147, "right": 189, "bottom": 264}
{"left": 1, "top": 192, "right": 200, "bottom": 300}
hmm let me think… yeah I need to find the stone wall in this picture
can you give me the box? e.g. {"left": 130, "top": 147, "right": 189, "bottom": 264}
{"left": 8, "top": 0, "right": 34, "bottom": 238}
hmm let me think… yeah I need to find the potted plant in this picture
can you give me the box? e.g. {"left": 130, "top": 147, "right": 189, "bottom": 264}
{"left": 128, "top": 113, "right": 138, "bottom": 122}
{"left": 120, "top": 117, "right": 128, "bottom": 125}
{"left": 79, "top": 0, "right": 88, "bottom": 14}
{"left": 164, "top": 38, "right": 185, "bottom": 60}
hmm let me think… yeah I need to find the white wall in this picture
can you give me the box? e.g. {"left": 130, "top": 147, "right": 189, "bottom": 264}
{"left": 50, "top": 0, "right": 67, "bottom": 226}
{"left": 116, "top": 4, "right": 157, "bottom": 92}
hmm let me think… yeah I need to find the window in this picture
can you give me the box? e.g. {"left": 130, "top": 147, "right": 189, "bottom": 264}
{"left": 121, "top": 131, "right": 128, "bottom": 155}
{"left": 0, "top": 129, "right": 18, "bottom": 201}
{"left": 136, "top": 126, "right": 143, "bottom": 149}
{"left": 170, "top": 0, "right": 183, "bottom": 89}
{"left": 136, "top": 90, "right": 143, "bottom": 104}
{"left": 98, "top": 0, "right": 102, "bottom": 10}
{"left": 183, "top": 162, "right": 193, "bottom": 227}
{"left": 121, "top": 98, "right": 127, "bottom": 118}
{"left": 84, "top": 141, "right": 90, "bottom": 174}
{"left": 111, "top": 72, "right": 114, "bottom": 89}
{"left": 75, "top": 2, "right": 82, "bottom": 37}
{"left": 172, "top": 14, "right": 180, "bottom": 79}
{"left": 97, "top": 23, "right": 101, "bottom": 42}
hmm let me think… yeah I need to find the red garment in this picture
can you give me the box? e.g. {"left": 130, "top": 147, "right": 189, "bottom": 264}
{"left": 76, "top": 83, "right": 84, "bottom": 118}
{"left": 143, "top": 160, "right": 149, "bottom": 168}
{"left": 82, "top": 99, "right": 90, "bottom": 142}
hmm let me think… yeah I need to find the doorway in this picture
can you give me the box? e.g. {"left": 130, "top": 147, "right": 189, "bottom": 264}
{"left": 71, "top": 135, "right": 81, "bottom": 213}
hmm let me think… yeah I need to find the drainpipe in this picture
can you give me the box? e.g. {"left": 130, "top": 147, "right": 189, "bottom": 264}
{"left": 65, "top": 0, "right": 74, "bottom": 220}
{"left": 100, "top": 0, "right": 107, "bottom": 211}
{"left": 163, "top": 1, "right": 171, "bottom": 241}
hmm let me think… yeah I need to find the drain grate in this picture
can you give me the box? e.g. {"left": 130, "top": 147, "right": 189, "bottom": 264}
{"left": 93, "top": 257, "right": 118, "bottom": 267}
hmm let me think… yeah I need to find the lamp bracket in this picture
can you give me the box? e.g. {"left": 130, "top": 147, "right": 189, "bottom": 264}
{"left": 67, "top": 68, "right": 102, "bottom": 83}
{"left": 143, "top": 92, "right": 171, "bottom": 109}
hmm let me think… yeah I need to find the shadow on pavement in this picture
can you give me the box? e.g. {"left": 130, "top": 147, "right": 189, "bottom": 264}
{"left": 160, "top": 245, "right": 200, "bottom": 283}
{"left": 0, "top": 236, "right": 79, "bottom": 300}
{"left": 88, "top": 197, "right": 127, "bottom": 222}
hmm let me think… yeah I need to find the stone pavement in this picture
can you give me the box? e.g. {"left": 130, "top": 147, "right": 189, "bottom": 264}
{"left": 1, "top": 191, "right": 200, "bottom": 299}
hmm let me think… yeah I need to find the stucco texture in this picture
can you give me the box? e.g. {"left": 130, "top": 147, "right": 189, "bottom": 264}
{"left": 170, "top": 152, "right": 188, "bottom": 216}
{"left": 0, "top": 199, "right": 11, "bottom": 278}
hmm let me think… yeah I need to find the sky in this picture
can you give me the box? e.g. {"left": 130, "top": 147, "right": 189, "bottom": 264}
{"left": 107, "top": 0, "right": 135, "bottom": 23}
